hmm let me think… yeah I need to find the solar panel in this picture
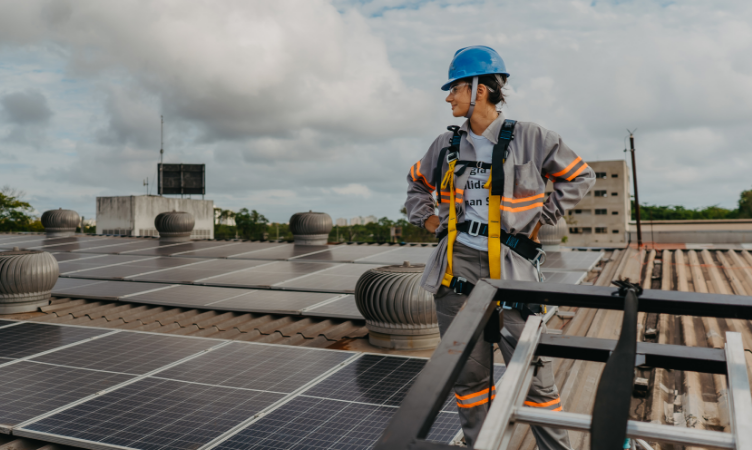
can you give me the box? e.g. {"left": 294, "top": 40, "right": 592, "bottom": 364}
{"left": 355, "top": 245, "right": 436, "bottom": 265}
{"left": 51, "top": 278, "right": 107, "bottom": 295}
{"left": 80, "top": 239, "right": 171, "bottom": 254}
{"left": 0, "top": 319, "right": 17, "bottom": 328}
{"left": 51, "top": 280, "right": 175, "bottom": 300}
{"left": 172, "top": 241, "right": 287, "bottom": 258}
{"left": 275, "top": 263, "right": 383, "bottom": 293}
{"left": 213, "top": 396, "right": 460, "bottom": 450}
{"left": 303, "top": 295, "right": 364, "bottom": 320}
{"left": 120, "top": 241, "right": 232, "bottom": 257}
{"left": 542, "top": 251, "right": 603, "bottom": 272}
{"left": 156, "top": 342, "right": 354, "bottom": 392}
{"left": 230, "top": 244, "right": 329, "bottom": 261}
{"left": 31, "top": 332, "right": 217, "bottom": 375}
{"left": 51, "top": 252, "right": 103, "bottom": 262}
{"left": 199, "top": 261, "right": 337, "bottom": 288}
{"left": 125, "top": 285, "right": 252, "bottom": 308}
{"left": 31, "top": 238, "right": 121, "bottom": 252}
{"left": 65, "top": 257, "right": 205, "bottom": 280}
{"left": 293, "top": 244, "right": 396, "bottom": 263}
{"left": 130, "top": 259, "right": 269, "bottom": 283}
{"left": 0, "top": 361, "right": 132, "bottom": 430}
{"left": 58, "top": 255, "right": 155, "bottom": 275}
{"left": 0, "top": 323, "right": 109, "bottom": 359}
{"left": 209, "top": 290, "right": 341, "bottom": 315}
{"left": 22, "top": 377, "right": 285, "bottom": 450}
{"left": 542, "top": 270, "right": 587, "bottom": 285}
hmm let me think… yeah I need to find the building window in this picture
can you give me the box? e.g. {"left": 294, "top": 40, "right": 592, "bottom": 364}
{"left": 569, "top": 227, "right": 580, "bottom": 234}
{"left": 595, "top": 209, "right": 607, "bottom": 215}
{"left": 611, "top": 192, "right": 618, "bottom": 196}
{"left": 612, "top": 229, "right": 619, "bottom": 234}
{"left": 573, "top": 209, "right": 581, "bottom": 214}
{"left": 595, "top": 227, "right": 607, "bottom": 234}
{"left": 582, "top": 227, "right": 592, "bottom": 234}
{"left": 611, "top": 174, "right": 618, "bottom": 178}
{"left": 594, "top": 190, "right": 608, "bottom": 197}
{"left": 612, "top": 211, "right": 619, "bottom": 215}
{"left": 595, "top": 172, "right": 607, "bottom": 179}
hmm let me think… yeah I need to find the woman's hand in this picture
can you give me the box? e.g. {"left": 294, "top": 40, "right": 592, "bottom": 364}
{"left": 424, "top": 215, "right": 440, "bottom": 233}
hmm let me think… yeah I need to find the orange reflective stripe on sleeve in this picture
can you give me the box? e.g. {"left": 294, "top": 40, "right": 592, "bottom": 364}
{"left": 410, "top": 164, "right": 417, "bottom": 182}
{"left": 565, "top": 162, "right": 589, "bottom": 181}
{"left": 501, "top": 193, "right": 545, "bottom": 204}
{"left": 500, "top": 203, "right": 544, "bottom": 213}
{"left": 549, "top": 156, "right": 581, "bottom": 178}
{"left": 415, "top": 161, "right": 435, "bottom": 190}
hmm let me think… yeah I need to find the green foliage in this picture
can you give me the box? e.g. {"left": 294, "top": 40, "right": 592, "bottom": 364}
{"left": 235, "top": 208, "right": 269, "bottom": 240}
{"left": 328, "top": 216, "right": 437, "bottom": 244}
{"left": 214, "top": 224, "right": 238, "bottom": 240}
{"left": 0, "top": 186, "right": 37, "bottom": 232}
{"left": 738, "top": 189, "right": 752, "bottom": 219}
{"left": 632, "top": 201, "right": 738, "bottom": 221}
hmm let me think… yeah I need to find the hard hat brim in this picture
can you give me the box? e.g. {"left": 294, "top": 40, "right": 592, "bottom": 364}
{"left": 441, "top": 72, "right": 510, "bottom": 91}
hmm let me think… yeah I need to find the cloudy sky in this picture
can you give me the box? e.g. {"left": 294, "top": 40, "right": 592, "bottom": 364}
{"left": 1, "top": 0, "right": 750, "bottom": 222}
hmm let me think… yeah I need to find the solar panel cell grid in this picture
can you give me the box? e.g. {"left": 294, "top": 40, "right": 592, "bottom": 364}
{"left": 51, "top": 252, "right": 103, "bottom": 262}
{"left": 542, "top": 271, "right": 587, "bottom": 285}
{"left": 200, "top": 261, "right": 337, "bottom": 288}
{"left": 276, "top": 263, "right": 382, "bottom": 292}
{"left": 293, "top": 245, "right": 395, "bottom": 263}
{"left": 125, "top": 285, "right": 252, "bottom": 308}
{"left": 52, "top": 280, "right": 175, "bottom": 300}
{"left": 31, "top": 332, "right": 217, "bottom": 375}
{"left": 156, "top": 342, "right": 353, "bottom": 393}
{"left": 0, "top": 323, "right": 108, "bottom": 359}
{"left": 24, "top": 377, "right": 285, "bottom": 450}
{"left": 230, "top": 244, "right": 328, "bottom": 260}
{"left": 131, "top": 259, "right": 270, "bottom": 283}
{"left": 542, "top": 251, "right": 603, "bottom": 272}
{"left": 121, "top": 241, "right": 232, "bottom": 257}
{"left": 174, "top": 242, "right": 286, "bottom": 258}
{"left": 65, "top": 257, "right": 204, "bottom": 280}
{"left": 0, "top": 361, "right": 133, "bottom": 428}
{"left": 0, "top": 320, "right": 17, "bottom": 328}
{"left": 355, "top": 246, "right": 435, "bottom": 265}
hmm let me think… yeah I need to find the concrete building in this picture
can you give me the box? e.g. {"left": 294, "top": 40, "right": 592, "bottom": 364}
{"left": 546, "top": 160, "right": 631, "bottom": 247}
{"left": 363, "top": 215, "right": 377, "bottom": 225}
{"left": 214, "top": 207, "right": 236, "bottom": 226}
{"left": 96, "top": 195, "right": 214, "bottom": 239}
{"left": 336, "top": 218, "right": 348, "bottom": 227}
{"left": 350, "top": 216, "right": 363, "bottom": 226}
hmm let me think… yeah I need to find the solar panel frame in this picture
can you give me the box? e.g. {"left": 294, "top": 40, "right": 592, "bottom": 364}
{"left": 354, "top": 245, "right": 436, "bottom": 266}
{"left": 30, "top": 332, "right": 218, "bottom": 375}
{"left": 51, "top": 280, "right": 176, "bottom": 300}
{"left": 64, "top": 257, "right": 206, "bottom": 280}
{"left": 119, "top": 241, "right": 234, "bottom": 257}
{"left": 208, "top": 290, "right": 341, "bottom": 315}
{"left": 51, "top": 253, "right": 105, "bottom": 262}
{"left": 229, "top": 244, "right": 329, "bottom": 261}
{"left": 21, "top": 377, "right": 286, "bottom": 450}
{"left": 542, "top": 270, "right": 587, "bottom": 285}
{"left": 275, "top": 263, "right": 383, "bottom": 293}
{"left": 170, "top": 241, "right": 287, "bottom": 259}
{"left": 130, "top": 258, "right": 270, "bottom": 283}
{"left": 155, "top": 341, "right": 355, "bottom": 393}
{"left": 303, "top": 294, "right": 364, "bottom": 320}
{"left": 291, "top": 244, "right": 396, "bottom": 263}
{"left": 542, "top": 251, "right": 604, "bottom": 272}
{"left": 78, "top": 239, "right": 174, "bottom": 254}
{"left": 0, "top": 320, "right": 18, "bottom": 329}
{"left": 0, "top": 323, "right": 110, "bottom": 359}
{"left": 0, "top": 361, "right": 134, "bottom": 432}
{"left": 198, "top": 261, "right": 338, "bottom": 288}
{"left": 124, "top": 285, "right": 256, "bottom": 309}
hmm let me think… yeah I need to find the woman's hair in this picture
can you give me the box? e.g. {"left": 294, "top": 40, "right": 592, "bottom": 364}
{"left": 468, "top": 74, "right": 507, "bottom": 106}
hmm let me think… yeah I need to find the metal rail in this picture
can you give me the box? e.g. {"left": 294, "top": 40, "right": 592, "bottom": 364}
{"left": 374, "top": 279, "right": 752, "bottom": 450}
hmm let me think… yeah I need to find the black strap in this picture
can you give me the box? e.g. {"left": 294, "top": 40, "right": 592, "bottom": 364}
{"left": 491, "top": 120, "right": 516, "bottom": 196}
{"left": 435, "top": 126, "right": 462, "bottom": 205}
{"left": 590, "top": 281, "right": 641, "bottom": 449}
{"left": 440, "top": 223, "right": 543, "bottom": 261}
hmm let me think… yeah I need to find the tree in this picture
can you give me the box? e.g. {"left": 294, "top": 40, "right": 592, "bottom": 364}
{"left": 738, "top": 189, "right": 752, "bottom": 219}
{"left": 0, "top": 186, "right": 36, "bottom": 232}
{"left": 235, "top": 208, "right": 269, "bottom": 240}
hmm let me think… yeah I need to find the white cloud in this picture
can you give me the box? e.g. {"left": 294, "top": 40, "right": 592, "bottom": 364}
{"left": 0, "top": 0, "right": 751, "bottom": 222}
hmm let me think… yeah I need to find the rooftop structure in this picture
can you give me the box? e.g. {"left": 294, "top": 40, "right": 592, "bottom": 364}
{"left": 96, "top": 195, "right": 214, "bottom": 239}
{"left": 1, "top": 230, "right": 751, "bottom": 449}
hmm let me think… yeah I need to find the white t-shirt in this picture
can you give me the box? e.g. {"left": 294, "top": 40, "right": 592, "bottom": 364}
{"left": 456, "top": 129, "right": 493, "bottom": 251}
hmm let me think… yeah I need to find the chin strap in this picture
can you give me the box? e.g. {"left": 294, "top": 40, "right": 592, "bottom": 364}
{"left": 464, "top": 76, "right": 479, "bottom": 119}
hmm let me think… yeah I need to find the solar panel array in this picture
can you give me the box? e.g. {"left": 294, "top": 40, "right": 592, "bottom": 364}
{"left": 0, "top": 321, "right": 469, "bottom": 449}
{"left": 11, "top": 235, "right": 597, "bottom": 327}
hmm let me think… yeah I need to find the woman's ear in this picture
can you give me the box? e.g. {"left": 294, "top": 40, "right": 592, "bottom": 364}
{"left": 476, "top": 84, "right": 488, "bottom": 102}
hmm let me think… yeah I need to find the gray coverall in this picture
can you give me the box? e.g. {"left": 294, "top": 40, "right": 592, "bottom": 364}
{"left": 405, "top": 113, "right": 595, "bottom": 448}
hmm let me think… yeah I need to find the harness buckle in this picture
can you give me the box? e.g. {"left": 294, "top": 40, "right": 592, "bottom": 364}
{"left": 530, "top": 247, "right": 547, "bottom": 266}
{"left": 447, "top": 152, "right": 458, "bottom": 163}
{"left": 476, "top": 161, "right": 483, "bottom": 169}
{"left": 468, "top": 221, "right": 481, "bottom": 237}
{"left": 452, "top": 277, "right": 468, "bottom": 294}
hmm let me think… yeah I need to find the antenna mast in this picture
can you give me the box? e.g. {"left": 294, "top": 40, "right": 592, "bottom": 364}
{"left": 160, "top": 115, "right": 164, "bottom": 164}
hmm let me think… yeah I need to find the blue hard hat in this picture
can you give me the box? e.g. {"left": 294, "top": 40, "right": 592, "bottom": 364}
{"left": 441, "top": 46, "right": 509, "bottom": 91}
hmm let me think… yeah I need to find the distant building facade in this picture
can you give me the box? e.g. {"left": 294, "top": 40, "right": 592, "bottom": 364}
{"left": 335, "top": 218, "right": 348, "bottom": 227}
{"left": 214, "top": 207, "right": 236, "bottom": 226}
{"left": 97, "top": 195, "right": 214, "bottom": 239}
{"left": 363, "top": 215, "right": 377, "bottom": 225}
{"left": 350, "top": 216, "right": 363, "bottom": 226}
{"left": 546, "top": 160, "right": 630, "bottom": 247}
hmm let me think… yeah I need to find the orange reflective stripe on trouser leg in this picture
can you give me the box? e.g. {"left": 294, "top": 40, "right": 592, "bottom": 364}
{"left": 523, "top": 397, "right": 562, "bottom": 411}
{"left": 455, "top": 386, "right": 496, "bottom": 408}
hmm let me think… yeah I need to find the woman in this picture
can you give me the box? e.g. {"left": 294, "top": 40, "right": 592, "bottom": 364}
{"left": 405, "top": 46, "right": 594, "bottom": 449}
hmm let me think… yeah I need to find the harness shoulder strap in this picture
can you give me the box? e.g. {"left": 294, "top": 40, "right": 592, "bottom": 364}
{"left": 490, "top": 119, "right": 516, "bottom": 197}
{"left": 435, "top": 126, "right": 462, "bottom": 204}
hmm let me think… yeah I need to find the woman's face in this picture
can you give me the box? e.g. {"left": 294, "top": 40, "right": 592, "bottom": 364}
{"left": 445, "top": 82, "right": 471, "bottom": 117}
